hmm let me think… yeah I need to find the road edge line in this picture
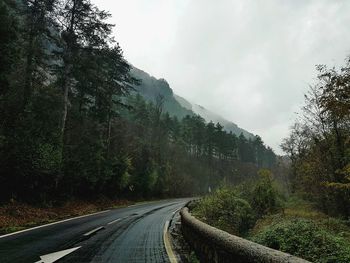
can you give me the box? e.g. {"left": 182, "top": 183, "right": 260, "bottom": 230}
{"left": 163, "top": 220, "right": 178, "bottom": 263}
{"left": 0, "top": 210, "right": 110, "bottom": 239}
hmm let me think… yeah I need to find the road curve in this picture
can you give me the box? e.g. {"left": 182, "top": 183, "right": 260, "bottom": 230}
{"left": 0, "top": 199, "right": 190, "bottom": 263}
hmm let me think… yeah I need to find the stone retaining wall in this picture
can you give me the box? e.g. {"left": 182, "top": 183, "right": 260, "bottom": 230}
{"left": 180, "top": 207, "right": 311, "bottom": 263}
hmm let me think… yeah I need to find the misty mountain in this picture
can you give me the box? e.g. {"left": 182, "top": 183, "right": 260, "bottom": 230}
{"left": 130, "top": 67, "right": 254, "bottom": 139}
{"left": 130, "top": 67, "right": 193, "bottom": 119}
{"left": 174, "top": 95, "right": 255, "bottom": 139}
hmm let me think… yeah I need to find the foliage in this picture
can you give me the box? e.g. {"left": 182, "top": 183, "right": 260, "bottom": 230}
{"left": 193, "top": 187, "right": 255, "bottom": 235}
{"left": 248, "top": 196, "right": 350, "bottom": 263}
{"left": 252, "top": 218, "right": 350, "bottom": 263}
{"left": 249, "top": 169, "right": 281, "bottom": 217}
{"left": 281, "top": 58, "right": 350, "bottom": 217}
{"left": 193, "top": 169, "right": 281, "bottom": 236}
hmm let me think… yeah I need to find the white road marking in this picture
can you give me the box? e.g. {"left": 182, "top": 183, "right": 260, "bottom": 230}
{"left": 107, "top": 215, "right": 130, "bottom": 225}
{"left": 0, "top": 210, "right": 110, "bottom": 239}
{"left": 172, "top": 208, "right": 181, "bottom": 215}
{"left": 163, "top": 220, "right": 178, "bottom": 263}
{"left": 107, "top": 218, "right": 121, "bottom": 225}
{"left": 83, "top": 226, "right": 104, "bottom": 236}
{"left": 34, "top": 246, "right": 81, "bottom": 263}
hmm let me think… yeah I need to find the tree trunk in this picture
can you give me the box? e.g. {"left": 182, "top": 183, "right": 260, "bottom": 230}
{"left": 24, "top": 38, "right": 34, "bottom": 109}
{"left": 333, "top": 119, "right": 344, "bottom": 170}
{"left": 106, "top": 110, "right": 112, "bottom": 158}
{"left": 23, "top": 0, "right": 38, "bottom": 109}
{"left": 60, "top": 0, "right": 77, "bottom": 136}
{"left": 61, "top": 75, "right": 69, "bottom": 135}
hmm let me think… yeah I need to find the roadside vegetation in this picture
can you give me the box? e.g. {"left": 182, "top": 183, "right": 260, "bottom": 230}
{"left": 280, "top": 59, "right": 350, "bottom": 219}
{"left": 193, "top": 187, "right": 255, "bottom": 235}
{"left": 192, "top": 169, "right": 280, "bottom": 236}
{"left": 192, "top": 174, "right": 350, "bottom": 263}
{"left": 251, "top": 197, "right": 350, "bottom": 263}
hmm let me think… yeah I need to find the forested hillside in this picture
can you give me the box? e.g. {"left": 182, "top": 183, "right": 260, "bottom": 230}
{"left": 0, "top": 0, "right": 276, "bottom": 204}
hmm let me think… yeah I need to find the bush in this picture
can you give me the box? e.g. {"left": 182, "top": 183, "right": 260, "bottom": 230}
{"left": 252, "top": 218, "right": 350, "bottom": 263}
{"left": 249, "top": 169, "right": 280, "bottom": 217}
{"left": 193, "top": 188, "right": 255, "bottom": 235}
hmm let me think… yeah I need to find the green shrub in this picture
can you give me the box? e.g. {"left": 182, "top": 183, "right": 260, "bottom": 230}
{"left": 250, "top": 169, "right": 280, "bottom": 217}
{"left": 252, "top": 218, "right": 350, "bottom": 263}
{"left": 193, "top": 188, "right": 255, "bottom": 235}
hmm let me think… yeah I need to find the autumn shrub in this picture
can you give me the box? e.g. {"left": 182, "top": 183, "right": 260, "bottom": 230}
{"left": 192, "top": 188, "right": 255, "bottom": 235}
{"left": 252, "top": 218, "right": 350, "bottom": 263}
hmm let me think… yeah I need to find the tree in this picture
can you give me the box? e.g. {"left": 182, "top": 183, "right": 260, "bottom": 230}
{"left": 282, "top": 59, "right": 350, "bottom": 217}
{"left": 238, "top": 133, "right": 255, "bottom": 163}
{"left": 0, "top": 0, "right": 20, "bottom": 96}
{"left": 55, "top": 0, "right": 114, "bottom": 136}
{"left": 22, "top": 0, "right": 56, "bottom": 109}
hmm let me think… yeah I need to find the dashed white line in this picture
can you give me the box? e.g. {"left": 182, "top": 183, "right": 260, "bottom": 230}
{"left": 107, "top": 218, "right": 122, "bottom": 225}
{"left": 83, "top": 226, "right": 104, "bottom": 236}
{"left": 107, "top": 215, "right": 130, "bottom": 225}
{"left": 172, "top": 208, "right": 181, "bottom": 215}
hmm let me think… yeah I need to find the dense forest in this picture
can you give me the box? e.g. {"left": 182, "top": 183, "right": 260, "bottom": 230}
{"left": 281, "top": 60, "right": 350, "bottom": 218}
{"left": 0, "top": 0, "right": 276, "bottom": 204}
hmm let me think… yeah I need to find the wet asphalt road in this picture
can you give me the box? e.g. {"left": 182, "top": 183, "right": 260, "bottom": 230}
{"left": 0, "top": 199, "right": 189, "bottom": 263}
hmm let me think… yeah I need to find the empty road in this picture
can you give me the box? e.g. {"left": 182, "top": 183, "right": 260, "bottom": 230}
{"left": 0, "top": 199, "right": 189, "bottom": 263}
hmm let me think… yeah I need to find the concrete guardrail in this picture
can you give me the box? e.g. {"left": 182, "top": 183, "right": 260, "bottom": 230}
{"left": 180, "top": 207, "right": 311, "bottom": 263}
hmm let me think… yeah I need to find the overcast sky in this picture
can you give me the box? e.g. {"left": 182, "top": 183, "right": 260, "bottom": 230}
{"left": 93, "top": 0, "right": 350, "bottom": 154}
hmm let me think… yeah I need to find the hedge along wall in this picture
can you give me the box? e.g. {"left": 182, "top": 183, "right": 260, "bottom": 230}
{"left": 180, "top": 207, "right": 311, "bottom": 263}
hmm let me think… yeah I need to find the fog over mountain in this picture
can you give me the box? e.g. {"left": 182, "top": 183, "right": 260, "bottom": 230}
{"left": 131, "top": 67, "right": 255, "bottom": 140}
{"left": 174, "top": 94, "right": 254, "bottom": 139}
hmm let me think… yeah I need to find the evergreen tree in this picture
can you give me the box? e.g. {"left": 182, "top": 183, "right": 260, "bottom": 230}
{"left": 55, "top": 0, "right": 114, "bottom": 135}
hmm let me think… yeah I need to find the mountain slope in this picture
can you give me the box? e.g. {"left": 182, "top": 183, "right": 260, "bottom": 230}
{"left": 130, "top": 67, "right": 193, "bottom": 119}
{"left": 130, "top": 67, "right": 254, "bottom": 139}
{"left": 174, "top": 94, "right": 255, "bottom": 139}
